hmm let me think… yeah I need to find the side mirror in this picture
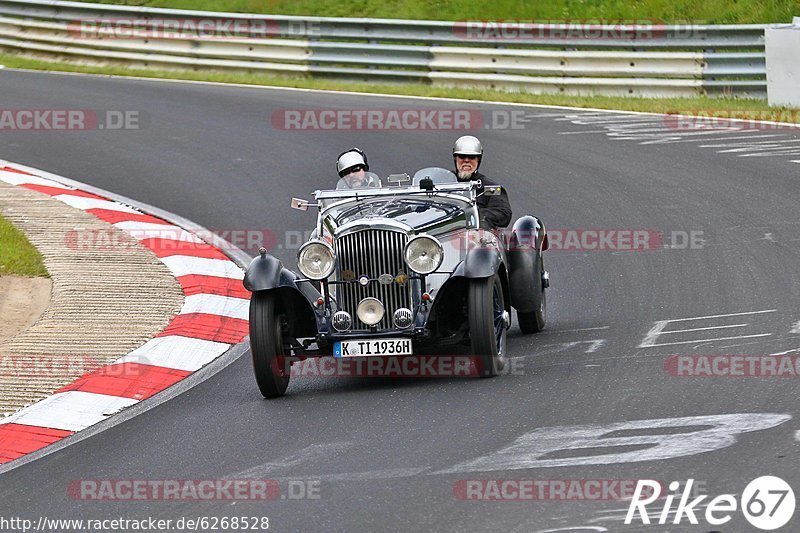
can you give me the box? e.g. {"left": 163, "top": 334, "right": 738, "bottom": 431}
{"left": 291, "top": 197, "right": 311, "bottom": 211}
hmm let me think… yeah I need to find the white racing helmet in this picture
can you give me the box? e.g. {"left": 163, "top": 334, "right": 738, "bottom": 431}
{"left": 453, "top": 135, "right": 483, "bottom": 171}
{"left": 336, "top": 147, "right": 369, "bottom": 177}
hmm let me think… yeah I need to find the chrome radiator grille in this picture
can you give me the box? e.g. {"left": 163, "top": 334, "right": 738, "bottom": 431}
{"left": 335, "top": 229, "right": 411, "bottom": 330}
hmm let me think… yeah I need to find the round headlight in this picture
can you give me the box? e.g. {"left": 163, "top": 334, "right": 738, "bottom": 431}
{"left": 297, "top": 241, "right": 335, "bottom": 280}
{"left": 404, "top": 235, "right": 443, "bottom": 275}
{"left": 357, "top": 297, "right": 385, "bottom": 326}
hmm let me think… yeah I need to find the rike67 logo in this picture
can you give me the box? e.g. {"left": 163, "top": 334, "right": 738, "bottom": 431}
{"left": 626, "top": 476, "right": 795, "bottom": 530}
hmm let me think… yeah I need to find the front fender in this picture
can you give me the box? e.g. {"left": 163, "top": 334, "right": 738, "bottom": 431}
{"left": 244, "top": 253, "right": 292, "bottom": 291}
{"left": 453, "top": 246, "right": 503, "bottom": 279}
{"left": 508, "top": 215, "right": 546, "bottom": 313}
{"left": 243, "top": 253, "right": 321, "bottom": 338}
{"left": 509, "top": 215, "right": 546, "bottom": 251}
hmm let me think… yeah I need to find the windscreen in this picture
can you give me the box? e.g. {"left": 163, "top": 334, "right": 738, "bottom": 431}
{"left": 335, "top": 171, "right": 382, "bottom": 190}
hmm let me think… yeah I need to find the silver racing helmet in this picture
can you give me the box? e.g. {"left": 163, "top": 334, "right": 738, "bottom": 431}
{"left": 452, "top": 135, "right": 483, "bottom": 172}
{"left": 336, "top": 147, "right": 369, "bottom": 177}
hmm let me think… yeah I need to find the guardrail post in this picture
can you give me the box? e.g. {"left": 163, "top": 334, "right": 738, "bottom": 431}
{"left": 766, "top": 17, "right": 800, "bottom": 106}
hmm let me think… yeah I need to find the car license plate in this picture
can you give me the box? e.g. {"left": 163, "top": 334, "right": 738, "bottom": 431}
{"left": 334, "top": 338, "right": 413, "bottom": 357}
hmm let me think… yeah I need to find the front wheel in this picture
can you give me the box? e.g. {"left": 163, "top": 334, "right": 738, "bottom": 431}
{"left": 468, "top": 274, "right": 508, "bottom": 378}
{"left": 250, "top": 291, "right": 290, "bottom": 398}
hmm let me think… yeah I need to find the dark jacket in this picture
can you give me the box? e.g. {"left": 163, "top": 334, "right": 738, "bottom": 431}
{"left": 458, "top": 171, "right": 513, "bottom": 228}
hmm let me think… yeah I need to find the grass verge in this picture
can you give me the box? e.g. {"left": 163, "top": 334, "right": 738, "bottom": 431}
{"left": 0, "top": 213, "right": 48, "bottom": 277}
{"left": 72, "top": 0, "right": 798, "bottom": 24}
{"left": 1, "top": 53, "right": 798, "bottom": 120}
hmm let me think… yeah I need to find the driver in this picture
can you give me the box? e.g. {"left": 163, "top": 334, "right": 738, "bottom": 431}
{"left": 452, "top": 135, "right": 512, "bottom": 229}
{"left": 336, "top": 148, "right": 379, "bottom": 189}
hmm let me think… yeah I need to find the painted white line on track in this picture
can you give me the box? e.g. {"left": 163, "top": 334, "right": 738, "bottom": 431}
{"left": 554, "top": 115, "right": 661, "bottom": 124}
{"left": 646, "top": 133, "right": 787, "bottom": 145}
{"left": 232, "top": 442, "right": 354, "bottom": 478}
{"left": 294, "top": 467, "right": 429, "bottom": 483}
{"left": 553, "top": 111, "right": 800, "bottom": 163}
{"left": 738, "top": 149, "right": 800, "bottom": 157}
{"left": 656, "top": 309, "right": 776, "bottom": 322}
{"left": 436, "top": 413, "right": 791, "bottom": 472}
{"left": 639, "top": 310, "right": 776, "bottom": 348}
{"left": 534, "top": 526, "right": 608, "bottom": 533}
{"left": 510, "top": 339, "right": 607, "bottom": 359}
{"left": 771, "top": 348, "right": 800, "bottom": 355}
{"left": 0, "top": 391, "right": 139, "bottom": 432}
{"left": 639, "top": 321, "right": 670, "bottom": 347}
{"left": 620, "top": 130, "right": 748, "bottom": 143}
{"left": 640, "top": 333, "right": 772, "bottom": 348}
{"left": 658, "top": 323, "right": 748, "bottom": 335}
{"left": 716, "top": 143, "right": 800, "bottom": 154}
{"left": 557, "top": 130, "right": 610, "bottom": 135}
{"left": 584, "top": 340, "right": 606, "bottom": 352}
{"left": 700, "top": 138, "right": 800, "bottom": 148}
{"left": 547, "top": 326, "right": 611, "bottom": 334}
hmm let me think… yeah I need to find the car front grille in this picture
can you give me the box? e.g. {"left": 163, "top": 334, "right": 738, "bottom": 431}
{"left": 335, "top": 229, "right": 412, "bottom": 330}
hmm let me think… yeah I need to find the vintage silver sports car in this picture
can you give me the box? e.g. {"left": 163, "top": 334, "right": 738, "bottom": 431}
{"left": 243, "top": 168, "right": 549, "bottom": 398}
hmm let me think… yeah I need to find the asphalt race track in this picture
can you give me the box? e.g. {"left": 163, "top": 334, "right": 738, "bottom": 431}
{"left": 2, "top": 69, "right": 800, "bottom": 532}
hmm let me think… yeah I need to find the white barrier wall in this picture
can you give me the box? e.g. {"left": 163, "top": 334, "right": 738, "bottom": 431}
{"left": 766, "top": 17, "right": 800, "bottom": 107}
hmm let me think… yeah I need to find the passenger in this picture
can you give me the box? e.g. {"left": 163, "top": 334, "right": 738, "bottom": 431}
{"left": 336, "top": 148, "right": 380, "bottom": 189}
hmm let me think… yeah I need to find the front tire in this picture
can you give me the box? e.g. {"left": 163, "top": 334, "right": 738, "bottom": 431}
{"left": 250, "top": 291, "right": 290, "bottom": 398}
{"left": 468, "top": 274, "right": 507, "bottom": 378}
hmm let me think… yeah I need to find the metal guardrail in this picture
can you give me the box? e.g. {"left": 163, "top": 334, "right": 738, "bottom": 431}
{"left": 0, "top": 0, "right": 775, "bottom": 98}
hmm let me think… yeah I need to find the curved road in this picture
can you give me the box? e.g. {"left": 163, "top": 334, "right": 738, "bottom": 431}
{"left": 2, "top": 70, "right": 800, "bottom": 531}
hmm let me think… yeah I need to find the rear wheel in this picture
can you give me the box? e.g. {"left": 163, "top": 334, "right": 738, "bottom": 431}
{"left": 468, "top": 274, "right": 508, "bottom": 378}
{"left": 250, "top": 291, "right": 290, "bottom": 398}
{"left": 518, "top": 256, "right": 547, "bottom": 334}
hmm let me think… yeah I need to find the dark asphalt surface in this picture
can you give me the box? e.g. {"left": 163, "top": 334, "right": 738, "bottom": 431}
{"left": 2, "top": 70, "right": 800, "bottom": 532}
